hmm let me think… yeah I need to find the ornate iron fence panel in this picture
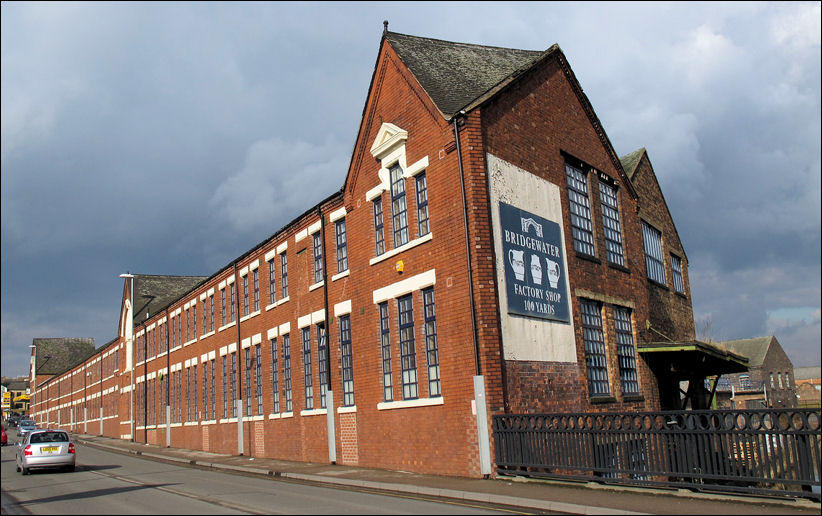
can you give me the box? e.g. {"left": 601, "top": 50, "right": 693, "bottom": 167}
{"left": 492, "top": 409, "right": 821, "bottom": 500}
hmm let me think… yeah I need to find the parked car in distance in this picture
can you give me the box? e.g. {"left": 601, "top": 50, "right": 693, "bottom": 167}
{"left": 16, "top": 419, "right": 36, "bottom": 439}
{"left": 7, "top": 414, "right": 21, "bottom": 427}
{"left": 1, "top": 424, "right": 7, "bottom": 446}
{"left": 16, "top": 429, "right": 76, "bottom": 475}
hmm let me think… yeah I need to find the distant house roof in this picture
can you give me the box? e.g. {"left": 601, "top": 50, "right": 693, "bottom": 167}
{"left": 4, "top": 380, "right": 28, "bottom": 391}
{"left": 385, "top": 31, "right": 547, "bottom": 118}
{"left": 130, "top": 274, "right": 208, "bottom": 324}
{"left": 620, "top": 148, "right": 645, "bottom": 179}
{"left": 716, "top": 337, "right": 778, "bottom": 369}
{"left": 31, "top": 338, "right": 96, "bottom": 376}
{"left": 794, "top": 365, "right": 821, "bottom": 380}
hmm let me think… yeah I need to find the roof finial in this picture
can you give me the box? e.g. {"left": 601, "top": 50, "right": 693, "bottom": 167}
{"left": 383, "top": 20, "right": 388, "bottom": 35}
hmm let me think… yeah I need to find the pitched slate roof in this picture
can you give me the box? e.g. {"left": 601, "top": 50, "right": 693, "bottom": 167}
{"left": 3, "top": 380, "right": 28, "bottom": 391}
{"left": 716, "top": 337, "right": 776, "bottom": 369}
{"left": 130, "top": 274, "right": 208, "bottom": 324}
{"left": 620, "top": 148, "right": 645, "bottom": 179}
{"left": 385, "top": 31, "right": 548, "bottom": 118}
{"left": 31, "top": 338, "right": 96, "bottom": 375}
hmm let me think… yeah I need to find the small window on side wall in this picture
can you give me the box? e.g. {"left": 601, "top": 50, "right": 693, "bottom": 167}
{"left": 642, "top": 221, "right": 666, "bottom": 285}
{"left": 671, "top": 254, "right": 685, "bottom": 294}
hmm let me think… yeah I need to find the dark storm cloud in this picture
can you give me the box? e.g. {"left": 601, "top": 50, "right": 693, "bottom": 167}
{"left": 2, "top": 2, "right": 819, "bottom": 376}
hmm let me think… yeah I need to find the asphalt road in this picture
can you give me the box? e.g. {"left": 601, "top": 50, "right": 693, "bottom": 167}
{"left": 1, "top": 427, "right": 537, "bottom": 515}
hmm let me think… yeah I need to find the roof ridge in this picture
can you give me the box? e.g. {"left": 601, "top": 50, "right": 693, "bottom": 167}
{"left": 386, "top": 30, "right": 543, "bottom": 54}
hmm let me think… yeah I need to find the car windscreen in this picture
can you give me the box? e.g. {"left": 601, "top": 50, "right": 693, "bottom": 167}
{"left": 30, "top": 432, "right": 69, "bottom": 444}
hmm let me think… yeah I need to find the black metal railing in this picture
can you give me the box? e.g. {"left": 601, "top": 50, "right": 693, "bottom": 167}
{"left": 492, "top": 409, "right": 821, "bottom": 500}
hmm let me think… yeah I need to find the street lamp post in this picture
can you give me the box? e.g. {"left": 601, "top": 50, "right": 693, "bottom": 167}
{"left": 28, "top": 344, "right": 36, "bottom": 424}
{"left": 120, "top": 273, "right": 135, "bottom": 441}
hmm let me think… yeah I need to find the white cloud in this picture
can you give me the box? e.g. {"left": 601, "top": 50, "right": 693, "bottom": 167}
{"left": 769, "top": 2, "right": 821, "bottom": 50}
{"left": 210, "top": 136, "right": 347, "bottom": 235}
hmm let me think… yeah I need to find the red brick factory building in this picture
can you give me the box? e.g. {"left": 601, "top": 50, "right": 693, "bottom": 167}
{"left": 29, "top": 28, "right": 743, "bottom": 478}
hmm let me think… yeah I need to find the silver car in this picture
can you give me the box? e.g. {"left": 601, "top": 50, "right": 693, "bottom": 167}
{"left": 16, "top": 420, "right": 36, "bottom": 439}
{"left": 16, "top": 429, "right": 76, "bottom": 475}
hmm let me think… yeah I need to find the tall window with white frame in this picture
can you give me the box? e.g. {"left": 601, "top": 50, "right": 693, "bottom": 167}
{"left": 230, "top": 352, "right": 238, "bottom": 417}
{"left": 282, "top": 334, "right": 292, "bottom": 413}
{"left": 390, "top": 164, "right": 409, "bottom": 247}
{"left": 270, "top": 338, "right": 280, "bottom": 414}
{"left": 313, "top": 233, "right": 323, "bottom": 285}
{"left": 222, "top": 356, "right": 228, "bottom": 419}
{"left": 339, "top": 315, "right": 354, "bottom": 407}
{"left": 209, "top": 295, "right": 214, "bottom": 332}
{"left": 192, "top": 305, "right": 197, "bottom": 339}
{"left": 416, "top": 172, "right": 429, "bottom": 236}
{"left": 302, "top": 327, "right": 313, "bottom": 410}
{"left": 580, "top": 300, "right": 609, "bottom": 397}
{"left": 398, "top": 294, "right": 418, "bottom": 400}
{"left": 253, "top": 269, "right": 260, "bottom": 312}
{"left": 177, "top": 370, "right": 182, "bottom": 422}
{"left": 230, "top": 283, "right": 236, "bottom": 322}
{"left": 565, "top": 163, "right": 596, "bottom": 256}
{"left": 242, "top": 275, "right": 249, "bottom": 316}
{"left": 202, "top": 299, "right": 207, "bottom": 335}
{"left": 202, "top": 360, "right": 208, "bottom": 420}
{"left": 599, "top": 181, "right": 624, "bottom": 266}
{"left": 245, "top": 347, "right": 253, "bottom": 417}
{"left": 210, "top": 359, "right": 216, "bottom": 420}
{"left": 280, "top": 253, "right": 288, "bottom": 298}
{"left": 221, "top": 288, "right": 226, "bottom": 327}
{"left": 671, "top": 254, "right": 685, "bottom": 294}
{"left": 317, "top": 323, "right": 328, "bottom": 409}
{"left": 642, "top": 221, "right": 666, "bottom": 285}
{"left": 422, "top": 287, "right": 440, "bottom": 397}
{"left": 186, "top": 367, "right": 191, "bottom": 422}
{"left": 193, "top": 364, "right": 198, "bottom": 420}
{"left": 614, "top": 307, "right": 639, "bottom": 396}
{"left": 379, "top": 302, "right": 393, "bottom": 401}
{"left": 255, "top": 344, "right": 263, "bottom": 415}
{"left": 335, "top": 219, "right": 348, "bottom": 273}
{"left": 268, "top": 260, "right": 277, "bottom": 305}
{"left": 373, "top": 199, "right": 385, "bottom": 256}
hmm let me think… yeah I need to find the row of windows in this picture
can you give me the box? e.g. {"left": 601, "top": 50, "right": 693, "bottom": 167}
{"left": 564, "top": 160, "right": 687, "bottom": 296}
{"left": 133, "top": 287, "right": 440, "bottom": 423}
{"left": 641, "top": 221, "right": 686, "bottom": 295}
{"left": 580, "top": 299, "right": 639, "bottom": 399}
{"left": 137, "top": 168, "right": 430, "bottom": 365}
{"left": 565, "top": 163, "right": 624, "bottom": 266}
{"left": 373, "top": 169, "right": 429, "bottom": 256}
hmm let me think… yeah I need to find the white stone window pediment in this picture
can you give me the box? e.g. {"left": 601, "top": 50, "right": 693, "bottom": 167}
{"left": 370, "top": 122, "right": 408, "bottom": 160}
{"left": 366, "top": 122, "right": 427, "bottom": 202}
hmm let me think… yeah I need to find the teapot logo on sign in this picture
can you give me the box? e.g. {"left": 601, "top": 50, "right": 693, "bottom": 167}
{"left": 500, "top": 202, "right": 569, "bottom": 322}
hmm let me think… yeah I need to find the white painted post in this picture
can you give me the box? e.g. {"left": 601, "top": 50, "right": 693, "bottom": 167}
{"left": 237, "top": 399, "right": 244, "bottom": 456}
{"left": 473, "top": 375, "right": 492, "bottom": 476}
{"left": 326, "top": 390, "right": 336, "bottom": 463}
{"left": 166, "top": 405, "right": 171, "bottom": 447}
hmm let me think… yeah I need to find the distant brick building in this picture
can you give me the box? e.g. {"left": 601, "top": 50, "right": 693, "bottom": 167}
{"left": 29, "top": 28, "right": 745, "bottom": 477}
{"left": 713, "top": 336, "right": 797, "bottom": 409}
{"left": 793, "top": 365, "right": 820, "bottom": 408}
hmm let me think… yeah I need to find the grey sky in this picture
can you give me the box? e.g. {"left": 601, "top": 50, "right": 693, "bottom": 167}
{"left": 2, "top": 1, "right": 820, "bottom": 377}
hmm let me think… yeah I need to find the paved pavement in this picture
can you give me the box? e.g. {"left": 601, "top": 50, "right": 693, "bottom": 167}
{"left": 70, "top": 433, "right": 819, "bottom": 515}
